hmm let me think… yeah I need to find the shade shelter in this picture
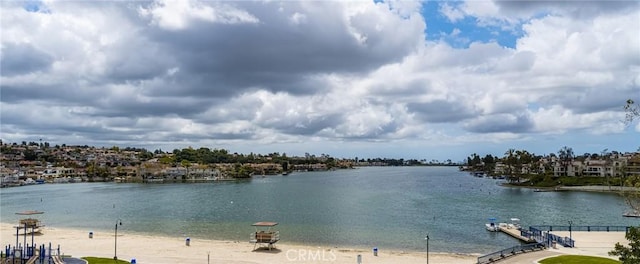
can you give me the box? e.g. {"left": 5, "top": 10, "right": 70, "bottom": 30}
{"left": 15, "top": 211, "right": 45, "bottom": 235}
{"left": 249, "top": 222, "right": 280, "bottom": 251}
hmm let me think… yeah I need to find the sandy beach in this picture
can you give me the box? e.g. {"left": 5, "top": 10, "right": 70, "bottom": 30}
{"left": 0, "top": 223, "right": 478, "bottom": 264}
{"left": 1, "top": 223, "right": 630, "bottom": 264}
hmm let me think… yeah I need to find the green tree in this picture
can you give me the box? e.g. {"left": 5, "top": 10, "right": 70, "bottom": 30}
{"left": 23, "top": 149, "right": 38, "bottom": 161}
{"left": 503, "top": 149, "right": 516, "bottom": 181}
{"left": 159, "top": 155, "right": 174, "bottom": 164}
{"left": 481, "top": 154, "right": 495, "bottom": 174}
{"left": 181, "top": 160, "right": 192, "bottom": 180}
{"left": 609, "top": 226, "right": 640, "bottom": 263}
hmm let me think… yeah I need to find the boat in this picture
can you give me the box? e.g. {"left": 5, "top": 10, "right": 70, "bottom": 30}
{"left": 486, "top": 218, "right": 499, "bottom": 231}
{"left": 24, "top": 178, "right": 37, "bottom": 185}
{"left": 53, "top": 177, "right": 69, "bottom": 183}
{"left": 508, "top": 218, "right": 522, "bottom": 229}
{"left": 145, "top": 177, "right": 164, "bottom": 183}
{"left": 623, "top": 210, "right": 640, "bottom": 218}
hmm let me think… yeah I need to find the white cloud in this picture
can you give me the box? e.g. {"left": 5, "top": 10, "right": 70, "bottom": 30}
{"left": 529, "top": 106, "right": 626, "bottom": 134}
{"left": 439, "top": 3, "right": 465, "bottom": 22}
{"left": 138, "top": 0, "right": 259, "bottom": 30}
{"left": 289, "top": 12, "right": 307, "bottom": 25}
{"left": 1, "top": 0, "right": 638, "bottom": 159}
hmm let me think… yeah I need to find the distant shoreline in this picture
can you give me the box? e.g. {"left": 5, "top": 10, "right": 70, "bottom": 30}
{"left": 502, "top": 184, "right": 639, "bottom": 194}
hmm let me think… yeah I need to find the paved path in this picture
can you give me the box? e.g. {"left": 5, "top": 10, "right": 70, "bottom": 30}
{"left": 493, "top": 250, "right": 561, "bottom": 264}
{"left": 62, "top": 257, "right": 87, "bottom": 264}
{"left": 493, "top": 231, "right": 626, "bottom": 263}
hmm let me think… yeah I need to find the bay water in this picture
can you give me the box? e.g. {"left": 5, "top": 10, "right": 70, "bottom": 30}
{"left": 1, "top": 166, "right": 637, "bottom": 254}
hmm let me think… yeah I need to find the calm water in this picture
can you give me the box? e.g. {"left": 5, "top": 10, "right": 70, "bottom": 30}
{"left": 1, "top": 167, "right": 637, "bottom": 254}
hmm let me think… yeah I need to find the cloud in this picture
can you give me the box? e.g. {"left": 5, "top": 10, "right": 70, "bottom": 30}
{"left": 138, "top": 0, "right": 259, "bottom": 30}
{"left": 1, "top": 43, "right": 53, "bottom": 76}
{"left": 493, "top": 0, "right": 639, "bottom": 19}
{"left": 440, "top": 3, "right": 465, "bottom": 22}
{"left": 463, "top": 113, "right": 534, "bottom": 133}
{"left": 0, "top": 0, "right": 638, "bottom": 159}
{"left": 408, "top": 100, "right": 476, "bottom": 123}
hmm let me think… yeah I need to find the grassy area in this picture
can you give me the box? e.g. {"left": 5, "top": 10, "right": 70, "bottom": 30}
{"left": 82, "top": 257, "right": 130, "bottom": 264}
{"left": 539, "top": 255, "right": 620, "bottom": 264}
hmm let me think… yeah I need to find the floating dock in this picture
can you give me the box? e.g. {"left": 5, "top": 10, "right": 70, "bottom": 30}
{"left": 499, "top": 226, "right": 536, "bottom": 243}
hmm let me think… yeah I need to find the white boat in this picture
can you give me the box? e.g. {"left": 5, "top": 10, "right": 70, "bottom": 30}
{"left": 486, "top": 218, "right": 499, "bottom": 231}
{"left": 508, "top": 218, "right": 522, "bottom": 229}
{"left": 486, "top": 223, "right": 499, "bottom": 231}
{"left": 623, "top": 210, "right": 640, "bottom": 218}
{"left": 24, "top": 178, "right": 37, "bottom": 185}
{"left": 145, "top": 177, "right": 164, "bottom": 183}
{"left": 53, "top": 177, "right": 69, "bottom": 183}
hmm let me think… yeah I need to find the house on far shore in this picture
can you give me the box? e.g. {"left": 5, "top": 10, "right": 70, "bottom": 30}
{"left": 552, "top": 152, "right": 639, "bottom": 177}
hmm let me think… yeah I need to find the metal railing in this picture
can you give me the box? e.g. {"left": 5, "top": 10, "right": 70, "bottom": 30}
{"left": 525, "top": 227, "right": 574, "bottom": 248}
{"left": 477, "top": 225, "right": 630, "bottom": 264}
{"left": 529, "top": 225, "right": 629, "bottom": 232}
{"left": 476, "top": 243, "right": 545, "bottom": 264}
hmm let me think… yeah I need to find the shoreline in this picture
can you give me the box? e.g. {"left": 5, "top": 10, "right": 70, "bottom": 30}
{"left": 502, "top": 183, "right": 639, "bottom": 194}
{"left": 0, "top": 221, "right": 482, "bottom": 256}
{"left": 0, "top": 223, "right": 479, "bottom": 264}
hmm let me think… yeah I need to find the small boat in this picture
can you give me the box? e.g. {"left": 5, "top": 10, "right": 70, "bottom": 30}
{"left": 24, "top": 178, "right": 37, "bottom": 185}
{"left": 508, "top": 218, "right": 522, "bottom": 229}
{"left": 486, "top": 218, "right": 499, "bottom": 232}
{"left": 623, "top": 210, "right": 640, "bottom": 218}
{"left": 145, "top": 177, "right": 164, "bottom": 183}
{"left": 53, "top": 177, "right": 69, "bottom": 183}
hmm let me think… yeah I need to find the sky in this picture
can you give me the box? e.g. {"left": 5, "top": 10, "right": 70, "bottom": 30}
{"left": 1, "top": 0, "right": 639, "bottom": 162}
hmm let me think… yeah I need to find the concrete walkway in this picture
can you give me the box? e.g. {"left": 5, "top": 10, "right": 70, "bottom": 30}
{"left": 495, "top": 231, "right": 626, "bottom": 263}
{"left": 493, "top": 250, "right": 561, "bottom": 264}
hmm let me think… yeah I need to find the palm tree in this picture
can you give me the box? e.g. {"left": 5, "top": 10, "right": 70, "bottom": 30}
{"left": 601, "top": 149, "right": 613, "bottom": 191}
{"left": 504, "top": 149, "right": 516, "bottom": 182}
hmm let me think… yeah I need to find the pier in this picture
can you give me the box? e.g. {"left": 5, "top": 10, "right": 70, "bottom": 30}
{"left": 478, "top": 225, "right": 630, "bottom": 264}
{"left": 498, "top": 226, "right": 536, "bottom": 243}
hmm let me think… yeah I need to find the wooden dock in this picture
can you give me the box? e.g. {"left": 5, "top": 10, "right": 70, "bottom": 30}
{"left": 499, "top": 226, "right": 537, "bottom": 243}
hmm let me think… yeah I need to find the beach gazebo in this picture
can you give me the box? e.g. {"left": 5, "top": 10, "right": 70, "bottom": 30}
{"left": 249, "top": 222, "right": 280, "bottom": 250}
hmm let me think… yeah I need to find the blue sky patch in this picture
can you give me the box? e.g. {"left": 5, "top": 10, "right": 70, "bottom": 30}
{"left": 421, "top": 1, "right": 523, "bottom": 49}
{"left": 23, "top": 1, "right": 49, "bottom": 13}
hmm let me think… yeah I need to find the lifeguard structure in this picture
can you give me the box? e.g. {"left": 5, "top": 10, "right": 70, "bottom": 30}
{"left": 15, "top": 211, "right": 45, "bottom": 235}
{"left": 249, "top": 222, "right": 280, "bottom": 250}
